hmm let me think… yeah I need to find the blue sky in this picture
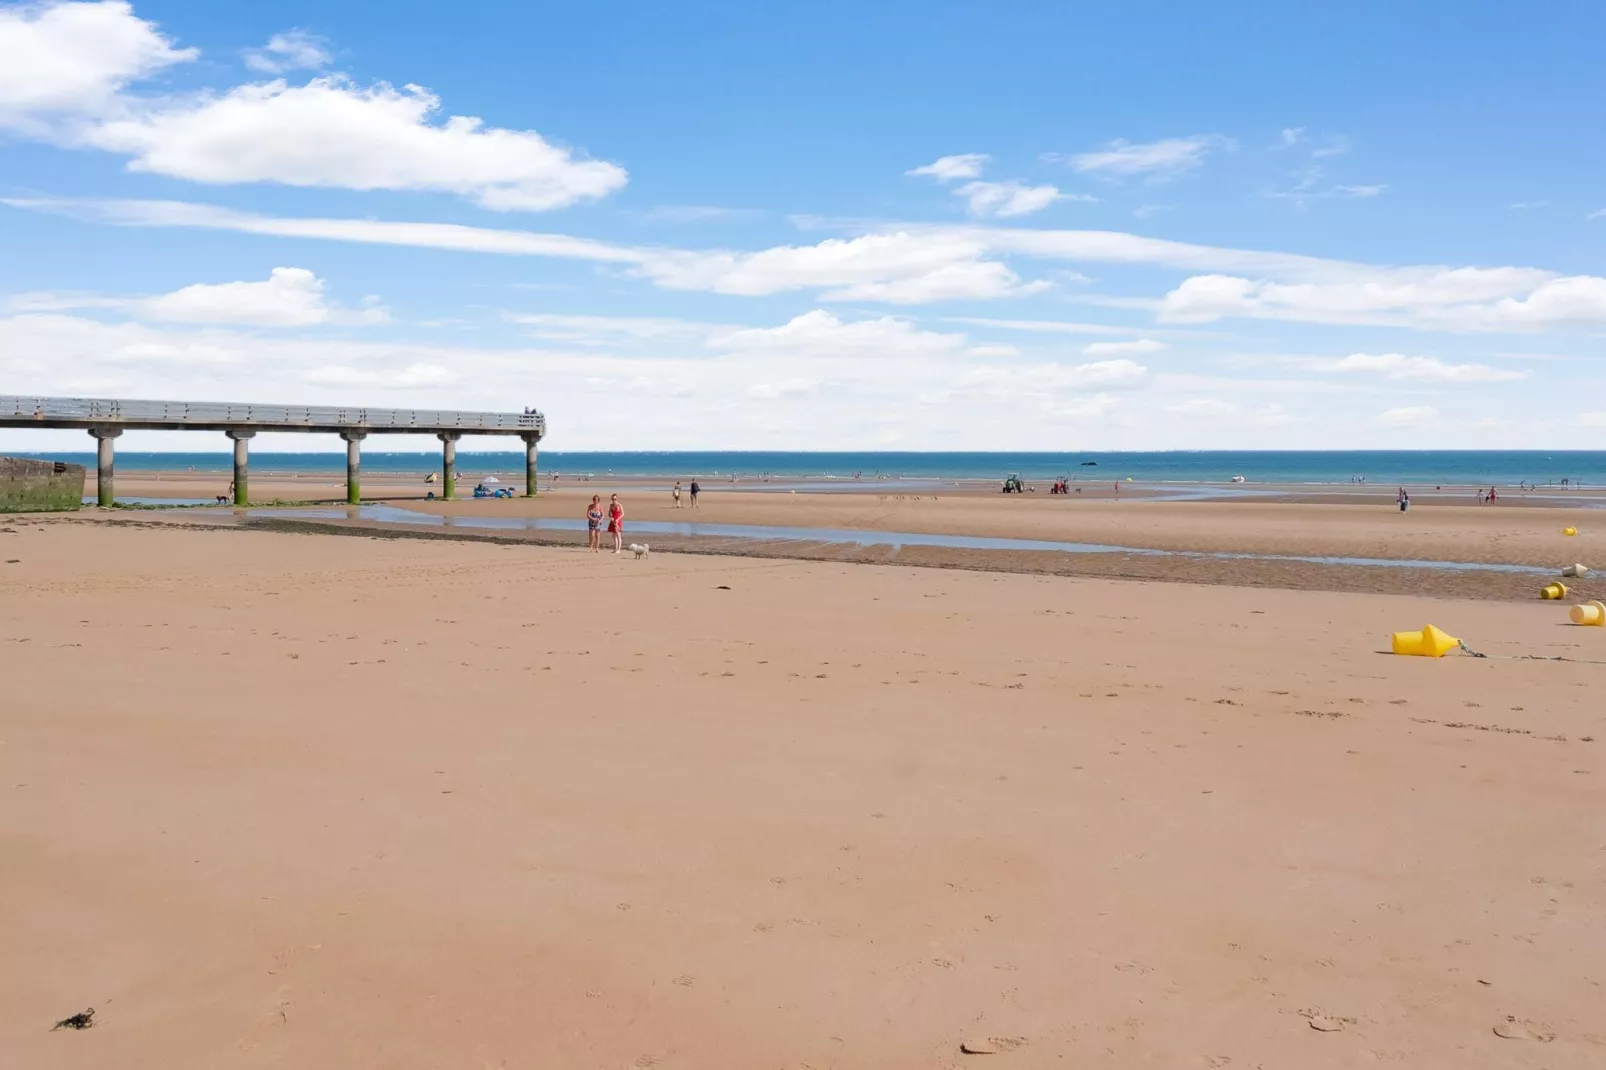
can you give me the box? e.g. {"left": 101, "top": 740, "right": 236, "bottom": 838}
{"left": 3, "top": 0, "right": 1605, "bottom": 452}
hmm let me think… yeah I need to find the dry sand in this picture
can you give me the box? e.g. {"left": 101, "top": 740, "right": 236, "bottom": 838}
{"left": 3, "top": 519, "right": 1604, "bottom": 1068}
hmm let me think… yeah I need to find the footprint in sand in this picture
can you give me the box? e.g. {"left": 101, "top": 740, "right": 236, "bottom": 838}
{"left": 1493, "top": 1017, "right": 1554, "bottom": 1042}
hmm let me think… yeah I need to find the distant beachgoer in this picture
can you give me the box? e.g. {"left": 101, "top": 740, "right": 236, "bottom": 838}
{"left": 673, "top": 481, "right": 682, "bottom": 508}
{"left": 586, "top": 495, "right": 603, "bottom": 553}
{"left": 1477, "top": 489, "right": 1486, "bottom": 504}
{"left": 1489, "top": 486, "right": 1498, "bottom": 504}
{"left": 608, "top": 494, "right": 624, "bottom": 554}
{"left": 1398, "top": 488, "right": 1410, "bottom": 513}
{"left": 689, "top": 480, "right": 700, "bottom": 507}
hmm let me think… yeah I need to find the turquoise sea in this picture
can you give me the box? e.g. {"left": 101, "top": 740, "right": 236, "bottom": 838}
{"left": 12, "top": 450, "right": 1606, "bottom": 487}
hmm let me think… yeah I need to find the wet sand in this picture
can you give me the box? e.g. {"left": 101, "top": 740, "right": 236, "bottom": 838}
{"left": 3, "top": 520, "right": 1604, "bottom": 1068}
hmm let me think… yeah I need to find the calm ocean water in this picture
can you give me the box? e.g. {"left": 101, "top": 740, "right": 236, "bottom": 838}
{"left": 12, "top": 450, "right": 1606, "bottom": 486}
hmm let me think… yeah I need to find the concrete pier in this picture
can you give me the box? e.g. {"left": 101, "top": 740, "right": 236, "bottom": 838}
{"left": 439, "top": 433, "right": 460, "bottom": 501}
{"left": 523, "top": 433, "right": 540, "bottom": 497}
{"left": 90, "top": 428, "right": 121, "bottom": 507}
{"left": 226, "top": 431, "right": 254, "bottom": 506}
{"left": 341, "top": 431, "right": 366, "bottom": 504}
{"left": 4, "top": 397, "right": 546, "bottom": 506}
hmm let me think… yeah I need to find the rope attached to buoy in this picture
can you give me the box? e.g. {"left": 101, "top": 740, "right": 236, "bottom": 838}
{"left": 1457, "top": 640, "right": 1606, "bottom": 665}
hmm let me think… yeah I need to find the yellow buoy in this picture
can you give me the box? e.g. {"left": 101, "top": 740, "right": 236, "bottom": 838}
{"left": 1541, "top": 582, "right": 1569, "bottom": 600}
{"left": 1570, "top": 601, "right": 1606, "bottom": 627}
{"left": 1563, "top": 526, "right": 1578, "bottom": 536}
{"left": 1391, "top": 624, "right": 1461, "bottom": 657}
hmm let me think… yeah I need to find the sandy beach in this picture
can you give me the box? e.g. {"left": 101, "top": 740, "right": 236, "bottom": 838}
{"left": 3, "top": 517, "right": 1604, "bottom": 1068}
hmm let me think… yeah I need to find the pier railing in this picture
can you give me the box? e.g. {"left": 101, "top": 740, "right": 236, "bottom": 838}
{"left": 0, "top": 395, "right": 544, "bottom": 436}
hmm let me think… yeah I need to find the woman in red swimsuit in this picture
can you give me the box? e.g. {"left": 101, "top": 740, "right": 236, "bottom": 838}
{"left": 607, "top": 493, "right": 624, "bottom": 554}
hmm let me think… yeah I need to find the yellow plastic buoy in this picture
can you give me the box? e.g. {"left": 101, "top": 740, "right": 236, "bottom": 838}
{"left": 1391, "top": 624, "right": 1461, "bottom": 657}
{"left": 1570, "top": 601, "right": 1606, "bottom": 627}
{"left": 1562, "top": 563, "right": 1591, "bottom": 578}
{"left": 1563, "top": 527, "right": 1578, "bottom": 536}
{"left": 1541, "top": 582, "right": 1569, "bottom": 600}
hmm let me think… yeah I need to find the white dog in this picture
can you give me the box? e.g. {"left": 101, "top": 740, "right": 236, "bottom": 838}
{"left": 629, "top": 542, "right": 650, "bottom": 559}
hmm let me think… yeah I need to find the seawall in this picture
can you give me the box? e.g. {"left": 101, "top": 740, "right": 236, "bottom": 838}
{"left": 1, "top": 456, "right": 85, "bottom": 513}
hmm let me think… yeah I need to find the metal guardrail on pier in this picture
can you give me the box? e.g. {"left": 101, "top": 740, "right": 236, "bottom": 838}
{"left": 0, "top": 396, "right": 545, "bottom": 436}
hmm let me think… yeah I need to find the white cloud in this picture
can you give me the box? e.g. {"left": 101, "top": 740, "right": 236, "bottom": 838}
{"left": 1279, "top": 127, "right": 1304, "bottom": 146}
{"left": 144, "top": 267, "right": 386, "bottom": 326}
{"left": 1066, "top": 135, "right": 1228, "bottom": 180}
{"left": 956, "top": 180, "right": 1084, "bottom": 218}
{"left": 709, "top": 309, "right": 985, "bottom": 360}
{"left": 77, "top": 76, "right": 626, "bottom": 211}
{"left": 1335, "top": 184, "right": 1385, "bottom": 198}
{"left": 20, "top": 196, "right": 1606, "bottom": 323}
{"left": 22, "top": 266, "right": 387, "bottom": 326}
{"left": 944, "top": 316, "right": 1174, "bottom": 337}
{"left": 907, "top": 153, "right": 990, "bottom": 180}
{"left": 1082, "top": 338, "right": 1165, "bottom": 356}
{"left": 1132, "top": 203, "right": 1172, "bottom": 219}
{"left": 243, "top": 30, "right": 331, "bottom": 74}
{"left": 503, "top": 312, "right": 708, "bottom": 341}
{"left": 1376, "top": 405, "right": 1440, "bottom": 429}
{"left": 1587, "top": 208, "right": 1606, "bottom": 221}
{"left": 0, "top": 0, "right": 194, "bottom": 121}
{"left": 1509, "top": 201, "right": 1547, "bottom": 210}
{"left": 1155, "top": 268, "right": 1606, "bottom": 331}
{"left": 1578, "top": 412, "right": 1606, "bottom": 428}
{"left": 748, "top": 377, "right": 821, "bottom": 400}
{"left": 640, "top": 231, "right": 1050, "bottom": 304}
{"left": 1324, "top": 352, "right": 1526, "bottom": 383}
{"left": 303, "top": 362, "right": 455, "bottom": 388}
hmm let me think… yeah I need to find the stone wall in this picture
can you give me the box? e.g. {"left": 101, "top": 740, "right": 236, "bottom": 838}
{"left": 0, "top": 456, "right": 85, "bottom": 513}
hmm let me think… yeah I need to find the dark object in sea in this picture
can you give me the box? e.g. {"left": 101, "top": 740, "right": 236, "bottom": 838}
{"left": 52, "top": 1008, "right": 95, "bottom": 1031}
{"left": 1080, "top": 461, "right": 1098, "bottom": 466}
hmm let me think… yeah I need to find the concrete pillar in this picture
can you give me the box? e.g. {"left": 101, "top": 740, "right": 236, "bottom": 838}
{"left": 341, "top": 431, "right": 366, "bottom": 505}
{"left": 89, "top": 427, "right": 122, "bottom": 507}
{"left": 523, "top": 433, "right": 540, "bottom": 496}
{"left": 439, "top": 432, "right": 460, "bottom": 500}
{"left": 226, "top": 430, "right": 255, "bottom": 506}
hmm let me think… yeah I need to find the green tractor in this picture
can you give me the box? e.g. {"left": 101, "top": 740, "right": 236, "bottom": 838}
{"left": 1001, "top": 473, "right": 1025, "bottom": 493}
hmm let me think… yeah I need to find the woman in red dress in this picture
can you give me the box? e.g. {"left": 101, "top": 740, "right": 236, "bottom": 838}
{"left": 607, "top": 494, "right": 624, "bottom": 554}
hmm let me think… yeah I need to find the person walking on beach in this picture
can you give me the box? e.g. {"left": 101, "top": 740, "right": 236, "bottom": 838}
{"left": 586, "top": 495, "right": 604, "bottom": 553}
{"left": 689, "top": 480, "right": 700, "bottom": 508}
{"left": 673, "top": 481, "right": 682, "bottom": 508}
{"left": 607, "top": 493, "right": 625, "bottom": 554}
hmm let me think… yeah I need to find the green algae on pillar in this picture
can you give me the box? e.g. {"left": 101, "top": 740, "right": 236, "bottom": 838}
{"left": 439, "top": 432, "right": 460, "bottom": 500}
{"left": 341, "top": 431, "right": 366, "bottom": 504}
{"left": 226, "top": 430, "right": 254, "bottom": 506}
{"left": 523, "top": 433, "right": 540, "bottom": 496}
{"left": 89, "top": 427, "right": 122, "bottom": 507}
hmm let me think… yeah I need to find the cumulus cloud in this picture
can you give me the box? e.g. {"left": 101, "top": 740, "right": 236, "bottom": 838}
{"left": 242, "top": 30, "right": 331, "bottom": 74}
{"left": 1082, "top": 338, "right": 1165, "bottom": 357}
{"left": 78, "top": 76, "right": 626, "bottom": 211}
{"left": 0, "top": 0, "right": 194, "bottom": 121}
{"left": 16, "top": 266, "right": 387, "bottom": 326}
{"left": 907, "top": 153, "right": 990, "bottom": 180}
{"left": 143, "top": 267, "right": 386, "bottom": 326}
{"left": 1324, "top": 352, "right": 1525, "bottom": 383}
{"left": 1065, "top": 135, "right": 1229, "bottom": 180}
